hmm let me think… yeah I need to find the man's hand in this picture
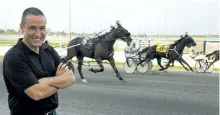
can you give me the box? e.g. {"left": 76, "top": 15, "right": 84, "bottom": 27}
{"left": 62, "top": 68, "right": 74, "bottom": 79}
{"left": 56, "top": 63, "right": 69, "bottom": 76}
{"left": 39, "top": 62, "right": 76, "bottom": 89}
{"left": 56, "top": 62, "right": 75, "bottom": 88}
{"left": 58, "top": 68, "right": 75, "bottom": 88}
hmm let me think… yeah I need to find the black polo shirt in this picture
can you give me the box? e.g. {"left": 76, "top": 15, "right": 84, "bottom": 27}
{"left": 3, "top": 38, "right": 62, "bottom": 115}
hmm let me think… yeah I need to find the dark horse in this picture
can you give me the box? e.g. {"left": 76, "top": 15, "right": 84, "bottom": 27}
{"left": 164, "top": 34, "right": 195, "bottom": 71}
{"left": 63, "top": 21, "right": 132, "bottom": 83}
{"left": 138, "top": 35, "right": 196, "bottom": 71}
{"left": 205, "top": 49, "right": 219, "bottom": 71}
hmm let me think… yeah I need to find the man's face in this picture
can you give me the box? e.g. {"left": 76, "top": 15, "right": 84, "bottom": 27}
{"left": 20, "top": 15, "right": 46, "bottom": 48}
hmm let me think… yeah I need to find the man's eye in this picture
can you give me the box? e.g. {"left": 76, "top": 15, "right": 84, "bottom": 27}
{"left": 29, "top": 27, "right": 37, "bottom": 30}
{"left": 40, "top": 27, "right": 45, "bottom": 30}
{"left": 28, "top": 26, "right": 45, "bottom": 31}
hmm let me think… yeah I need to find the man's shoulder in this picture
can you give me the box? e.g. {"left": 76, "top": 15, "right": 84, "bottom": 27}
{"left": 3, "top": 46, "right": 26, "bottom": 69}
{"left": 42, "top": 41, "right": 56, "bottom": 51}
{"left": 41, "top": 41, "right": 59, "bottom": 59}
{"left": 4, "top": 45, "right": 22, "bottom": 58}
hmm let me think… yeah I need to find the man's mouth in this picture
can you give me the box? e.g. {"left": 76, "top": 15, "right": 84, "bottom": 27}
{"left": 32, "top": 38, "right": 42, "bottom": 43}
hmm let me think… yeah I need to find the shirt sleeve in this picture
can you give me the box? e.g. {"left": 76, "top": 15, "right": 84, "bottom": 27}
{"left": 3, "top": 53, "right": 39, "bottom": 94}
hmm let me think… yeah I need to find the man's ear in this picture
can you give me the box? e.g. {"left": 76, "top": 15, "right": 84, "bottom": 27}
{"left": 20, "top": 23, "right": 24, "bottom": 33}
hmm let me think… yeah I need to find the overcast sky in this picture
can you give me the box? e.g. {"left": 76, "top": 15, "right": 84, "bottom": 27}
{"left": 0, "top": 0, "right": 219, "bottom": 34}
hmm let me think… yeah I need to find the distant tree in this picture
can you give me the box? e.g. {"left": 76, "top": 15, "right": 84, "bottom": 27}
{"left": 0, "top": 29, "right": 5, "bottom": 34}
{"left": 5, "top": 29, "right": 17, "bottom": 34}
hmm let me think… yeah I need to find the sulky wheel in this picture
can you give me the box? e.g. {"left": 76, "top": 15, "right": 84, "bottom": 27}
{"left": 123, "top": 59, "right": 136, "bottom": 74}
{"left": 137, "top": 60, "right": 149, "bottom": 73}
{"left": 205, "top": 62, "right": 214, "bottom": 73}
{"left": 195, "top": 60, "right": 207, "bottom": 73}
{"left": 147, "top": 61, "right": 153, "bottom": 71}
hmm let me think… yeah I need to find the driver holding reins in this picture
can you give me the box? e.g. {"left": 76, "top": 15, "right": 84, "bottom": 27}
{"left": 124, "top": 41, "right": 140, "bottom": 59}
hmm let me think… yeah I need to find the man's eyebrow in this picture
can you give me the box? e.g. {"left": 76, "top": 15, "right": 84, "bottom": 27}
{"left": 28, "top": 25, "right": 45, "bottom": 28}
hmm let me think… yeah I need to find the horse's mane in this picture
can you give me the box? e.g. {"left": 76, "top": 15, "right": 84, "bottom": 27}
{"left": 173, "top": 37, "right": 184, "bottom": 45}
{"left": 99, "top": 31, "right": 110, "bottom": 38}
{"left": 97, "top": 28, "right": 115, "bottom": 39}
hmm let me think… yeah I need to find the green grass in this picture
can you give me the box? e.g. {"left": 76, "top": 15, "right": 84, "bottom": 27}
{"left": 0, "top": 41, "right": 124, "bottom": 50}
{"left": 0, "top": 41, "right": 16, "bottom": 46}
{"left": 48, "top": 42, "right": 68, "bottom": 47}
{"left": 0, "top": 55, "right": 4, "bottom": 59}
{"left": 0, "top": 41, "right": 69, "bottom": 47}
{"left": 70, "top": 60, "right": 219, "bottom": 72}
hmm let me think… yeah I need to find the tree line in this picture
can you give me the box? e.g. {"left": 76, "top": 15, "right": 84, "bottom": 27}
{"left": 0, "top": 28, "right": 72, "bottom": 36}
{"left": 0, "top": 28, "right": 218, "bottom": 38}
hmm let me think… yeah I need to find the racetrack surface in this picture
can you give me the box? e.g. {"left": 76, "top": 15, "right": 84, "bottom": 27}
{"left": 0, "top": 60, "right": 219, "bottom": 115}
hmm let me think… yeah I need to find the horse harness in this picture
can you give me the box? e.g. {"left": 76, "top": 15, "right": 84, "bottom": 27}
{"left": 167, "top": 46, "right": 182, "bottom": 59}
{"left": 165, "top": 36, "right": 190, "bottom": 59}
{"left": 155, "top": 44, "right": 182, "bottom": 59}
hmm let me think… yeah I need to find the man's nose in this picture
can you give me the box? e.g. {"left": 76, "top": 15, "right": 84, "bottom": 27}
{"left": 35, "top": 28, "right": 42, "bottom": 37}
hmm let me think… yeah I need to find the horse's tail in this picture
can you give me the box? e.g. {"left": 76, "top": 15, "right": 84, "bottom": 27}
{"left": 140, "top": 46, "right": 150, "bottom": 53}
{"left": 65, "top": 37, "right": 81, "bottom": 60}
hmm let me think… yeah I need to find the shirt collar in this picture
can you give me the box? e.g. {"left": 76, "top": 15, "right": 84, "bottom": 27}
{"left": 15, "top": 38, "right": 48, "bottom": 54}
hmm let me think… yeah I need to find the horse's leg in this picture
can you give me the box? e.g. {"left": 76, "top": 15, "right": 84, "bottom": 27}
{"left": 177, "top": 59, "right": 189, "bottom": 71}
{"left": 126, "top": 57, "right": 131, "bottom": 67}
{"left": 88, "top": 57, "right": 104, "bottom": 73}
{"left": 160, "top": 59, "right": 173, "bottom": 71}
{"left": 108, "top": 57, "right": 126, "bottom": 83}
{"left": 171, "top": 61, "right": 175, "bottom": 67}
{"left": 77, "top": 57, "right": 88, "bottom": 83}
{"left": 156, "top": 57, "right": 165, "bottom": 70}
{"left": 178, "top": 58, "right": 194, "bottom": 71}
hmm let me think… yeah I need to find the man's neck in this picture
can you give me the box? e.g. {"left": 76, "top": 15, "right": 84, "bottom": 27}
{"left": 22, "top": 39, "right": 39, "bottom": 54}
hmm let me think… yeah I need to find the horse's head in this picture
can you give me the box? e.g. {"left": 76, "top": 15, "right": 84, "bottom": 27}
{"left": 111, "top": 20, "right": 133, "bottom": 45}
{"left": 182, "top": 35, "right": 196, "bottom": 48}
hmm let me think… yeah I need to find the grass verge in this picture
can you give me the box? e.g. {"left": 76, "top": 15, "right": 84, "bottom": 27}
{"left": 0, "top": 56, "right": 218, "bottom": 72}
{"left": 70, "top": 60, "right": 219, "bottom": 72}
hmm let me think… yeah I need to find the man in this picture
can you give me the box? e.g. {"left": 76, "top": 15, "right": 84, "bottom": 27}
{"left": 124, "top": 42, "right": 140, "bottom": 64}
{"left": 124, "top": 42, "right": 139, "bottom": 58}
{"left": 189, "top": 50, "right": 197, "bottom": 59}
{"left": 3, "top": 7, "right": 76, "bottom": 115}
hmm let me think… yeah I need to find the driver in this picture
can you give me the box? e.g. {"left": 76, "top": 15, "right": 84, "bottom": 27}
{"left": 124, "top": 42, "right": 140, "bottom": 59}
{"left": 192, "top": 50, "right": 208, "bottom": 60}
{"left": 189, "top": 50, "right": 197, "bottom": 59}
